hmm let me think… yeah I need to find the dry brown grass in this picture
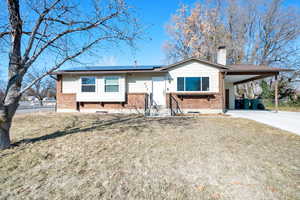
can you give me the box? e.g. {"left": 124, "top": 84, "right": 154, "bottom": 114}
{"left": 0, "top": 112, "right": 299, "bottom": 200}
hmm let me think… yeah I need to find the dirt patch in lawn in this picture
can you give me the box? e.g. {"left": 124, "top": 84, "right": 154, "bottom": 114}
{"left": 0, "top": 112, "right": 299, "bottom": 199}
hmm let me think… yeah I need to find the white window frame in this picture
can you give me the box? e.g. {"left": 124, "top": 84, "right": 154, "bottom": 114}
{"left": 81, "top": 76, "right": 96, "bottom": 93}
{"left": 104, "top": 76, "right": 120, "bottom": 93}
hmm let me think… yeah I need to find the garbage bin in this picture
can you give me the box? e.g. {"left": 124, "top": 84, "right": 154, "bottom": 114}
{"left": 251, "top": 99, "right": 259, "bottom": 110}
{"left": 244, "top": 98, "right": 250, "bottom": 109}
{"left": 235, "top": 99, "right": 240, "bottom": 109}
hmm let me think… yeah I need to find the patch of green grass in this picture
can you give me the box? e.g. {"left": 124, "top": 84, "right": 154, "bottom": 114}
{"left": 266, "top": 105, "right": 300, "bottom": 112}
{"left": 0, "top": 113, "right": 299, "bottom": 199}
{"left": 262, "top": 99, "right": 300, "bottom": 112}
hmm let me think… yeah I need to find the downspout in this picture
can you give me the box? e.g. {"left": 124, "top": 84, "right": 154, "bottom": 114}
{"left": 274, "top": 72, "right": 279, "bottom": 113}
{"left": 223, "top": 71, "right": 228, "bottom": 113}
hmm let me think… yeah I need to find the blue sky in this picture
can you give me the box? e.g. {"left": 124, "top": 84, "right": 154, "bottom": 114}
{"left": 84, "top": 0, "right": 202, "bottom": 66}
{"left": 89, "top": 0, "right": 300, "bottom": 66}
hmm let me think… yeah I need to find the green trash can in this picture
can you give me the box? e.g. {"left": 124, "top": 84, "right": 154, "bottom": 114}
{"left": 244, "top": 99, "right": 250, "bottom": 109}
{"left": 251, "top": 99, "right": 259, "bottom": 110}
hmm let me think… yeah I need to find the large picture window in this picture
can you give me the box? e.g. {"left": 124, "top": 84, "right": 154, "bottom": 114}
{"left": 105, "top": 76, "right": 119, "bottom": 92}
{"left": 177, "top": 77, "right": 209, "bottom": 91}
{"left": 81, "top": 77, "right": 96, "bottom": 92}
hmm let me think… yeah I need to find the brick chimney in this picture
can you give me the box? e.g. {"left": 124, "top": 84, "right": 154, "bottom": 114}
{"left": 217, "top": 46, "right": 226, "bottom": 65}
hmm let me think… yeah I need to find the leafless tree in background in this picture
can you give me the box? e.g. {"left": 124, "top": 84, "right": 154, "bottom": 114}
{"left": 24, "top": 69, "right": 56, "bottom": 105}
{"left": 164, "top": 0, "right": 300, "bottom": 68}
{"left": 164, "top": 0, "right": 300, "bottom": 98}
{"left": 163, "top": 1, "right": 227, "bottom": 63}
{"left": 0, "top": 0, "right": 143, "bottom": 149}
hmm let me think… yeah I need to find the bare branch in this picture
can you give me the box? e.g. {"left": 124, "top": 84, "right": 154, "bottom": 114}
{"left": 24, "top": 11, "right": 120, "bottom": 70}
{"left": 0, "top": 31, "right": 10, "bottom": 39}
{"left": 44, "top": 18, "right": 94, "bottom": 26}
{"left": 20, "top": 36, "right": 108, "bottom": 94}
{"left": 22, "top": 0, "right": 62, "bottom": 63}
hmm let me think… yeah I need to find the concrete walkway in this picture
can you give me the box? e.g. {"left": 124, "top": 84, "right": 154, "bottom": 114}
{"left": 227, "top": 110, "right": 300, "bottom": 136}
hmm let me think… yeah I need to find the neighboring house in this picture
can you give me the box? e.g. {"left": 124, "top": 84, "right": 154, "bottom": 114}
{"left": 53, "top": 47, "right": 291, "bottom": 114}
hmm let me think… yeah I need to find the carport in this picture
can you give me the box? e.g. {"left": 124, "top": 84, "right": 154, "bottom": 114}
{"left": 224, "top": 64, "right": 293, "bottom": 112}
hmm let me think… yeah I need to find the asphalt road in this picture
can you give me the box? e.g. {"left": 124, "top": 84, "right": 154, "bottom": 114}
{"left": 16, "top": 106, "right": 55, "bottom": 114}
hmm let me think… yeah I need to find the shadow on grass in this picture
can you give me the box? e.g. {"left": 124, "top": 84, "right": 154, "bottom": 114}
{"left": 11, "top": 115, "right": 194, "bottom": 148}
{"left": 13, "top": 115, "right": 145, "bottom": 147}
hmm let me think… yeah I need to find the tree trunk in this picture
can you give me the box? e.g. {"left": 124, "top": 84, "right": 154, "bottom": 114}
{"left": 0, "top": 105, "right": 10, "bottom": 149}
{"left": 0, "top": 0, "right": 24, "bottom": 149}
{"left": 0, "top": 99, "right": 19, "bottom": 149}
{"left": 38, "top": 98, "right": 43, "bottom": 106}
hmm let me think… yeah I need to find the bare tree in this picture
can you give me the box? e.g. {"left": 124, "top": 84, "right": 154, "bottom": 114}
{"left": 164, "top": 0, "right": 300, "bottom": 98}
{"left": 164, "top": 0, "right": 300, "bottom": 69}
{"left": 163, "top": 1, "right": 227, "bottom": 63}
{"left": 0, "top": 0, "right": 142, "bottom": 149}
{"left": 24, "top": 69, "right": 56, "bottom": 106}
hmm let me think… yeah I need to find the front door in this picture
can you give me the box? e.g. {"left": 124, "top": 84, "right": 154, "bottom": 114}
{"left": 152, "top": 76, "right": 166, "bottom": 106}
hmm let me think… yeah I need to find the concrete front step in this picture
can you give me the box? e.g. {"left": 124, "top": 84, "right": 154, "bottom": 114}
{"left": 148, "top": 108, "right": 171, "bottom": 117}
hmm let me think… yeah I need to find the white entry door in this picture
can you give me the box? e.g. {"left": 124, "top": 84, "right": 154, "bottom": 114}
{"left": 152, "top": 76, "right": 166, "bottom": 106}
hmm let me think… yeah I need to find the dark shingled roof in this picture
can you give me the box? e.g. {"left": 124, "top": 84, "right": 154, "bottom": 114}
{"left": 52, "top": 58, "right": 292, "bottom": 75}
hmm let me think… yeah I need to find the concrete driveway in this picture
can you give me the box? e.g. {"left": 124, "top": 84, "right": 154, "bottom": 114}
{"left": 227, "top": 110, "right": 300, "bottom": 135}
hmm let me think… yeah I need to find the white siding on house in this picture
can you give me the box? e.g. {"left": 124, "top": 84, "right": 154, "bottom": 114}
{"left": 60, "top": 61, "right": 221, "bottom": 102}
{"left": 166, "top": 61, "right": 220, "bottom": 93}
{"left": 61, "top": 74, "right": 126, "bottom": 102}
{"left": 62, "top": 75, "right": 79, "bottom": 94}
{"left": 76, "top": 75, "right": 99, "bottom": 102}
{"left": 97, "top": 75, "right": 126, "bottom": 102}
{"left": 127, "top": 74, "right": 152, "bottom": 93}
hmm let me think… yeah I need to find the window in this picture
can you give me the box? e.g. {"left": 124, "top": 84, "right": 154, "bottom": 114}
{"left": 105, "top": 76, "right": 119, "bottom": 92}
{"left": 202, "top": 77, "right": 209, "bottom": 91}
{"left": 81, "top": 77, "right": 96, "bottom": 92}
{"left": 186, "top": 77, "right": 201, "bottom": 91}
{"left": 177, "top": 77, "right": 184, "bottom": 91}
{"left": 177, "top": 77, "right": 209, "bottom": 91}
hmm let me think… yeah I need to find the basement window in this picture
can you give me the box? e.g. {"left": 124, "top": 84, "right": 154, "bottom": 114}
{"left": 105, "top": 76, "right": 119, "bottom": 92}
{"left": 81, "top": 77, "right": 96, "bottom": 92}
{"left": 177, "top": 77, "right": 210, "bottom": 91}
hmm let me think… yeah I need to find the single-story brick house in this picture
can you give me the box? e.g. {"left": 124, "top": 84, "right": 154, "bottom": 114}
{"left": 53, "top": 47, "right": 291, "bottom": 115}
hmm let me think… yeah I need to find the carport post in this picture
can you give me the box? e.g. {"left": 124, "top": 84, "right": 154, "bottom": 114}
{"left": 275, "top": 73, "right": 278, "bottom": 113}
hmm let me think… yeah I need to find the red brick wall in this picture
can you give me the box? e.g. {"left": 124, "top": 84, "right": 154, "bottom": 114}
{"left": 56, "top": 75, "right": 77, "bottom": 110}
{"left": 166, "top": 93, "right": 223, "bottom": 109}
{"left": 79, "top": 93, "right": 146, "bottom": 110}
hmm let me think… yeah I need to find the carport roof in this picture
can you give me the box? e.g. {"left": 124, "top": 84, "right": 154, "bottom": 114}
{"left": 228, "top": 64, "right": 293, "bottom": 73}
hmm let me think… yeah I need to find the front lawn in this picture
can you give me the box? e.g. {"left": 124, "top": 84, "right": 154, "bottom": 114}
{"left": 266, "top": 105, "right": 300, "bottom": 112}
{"left": 0, "top": 113, "right": 299, "bottom": 199}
